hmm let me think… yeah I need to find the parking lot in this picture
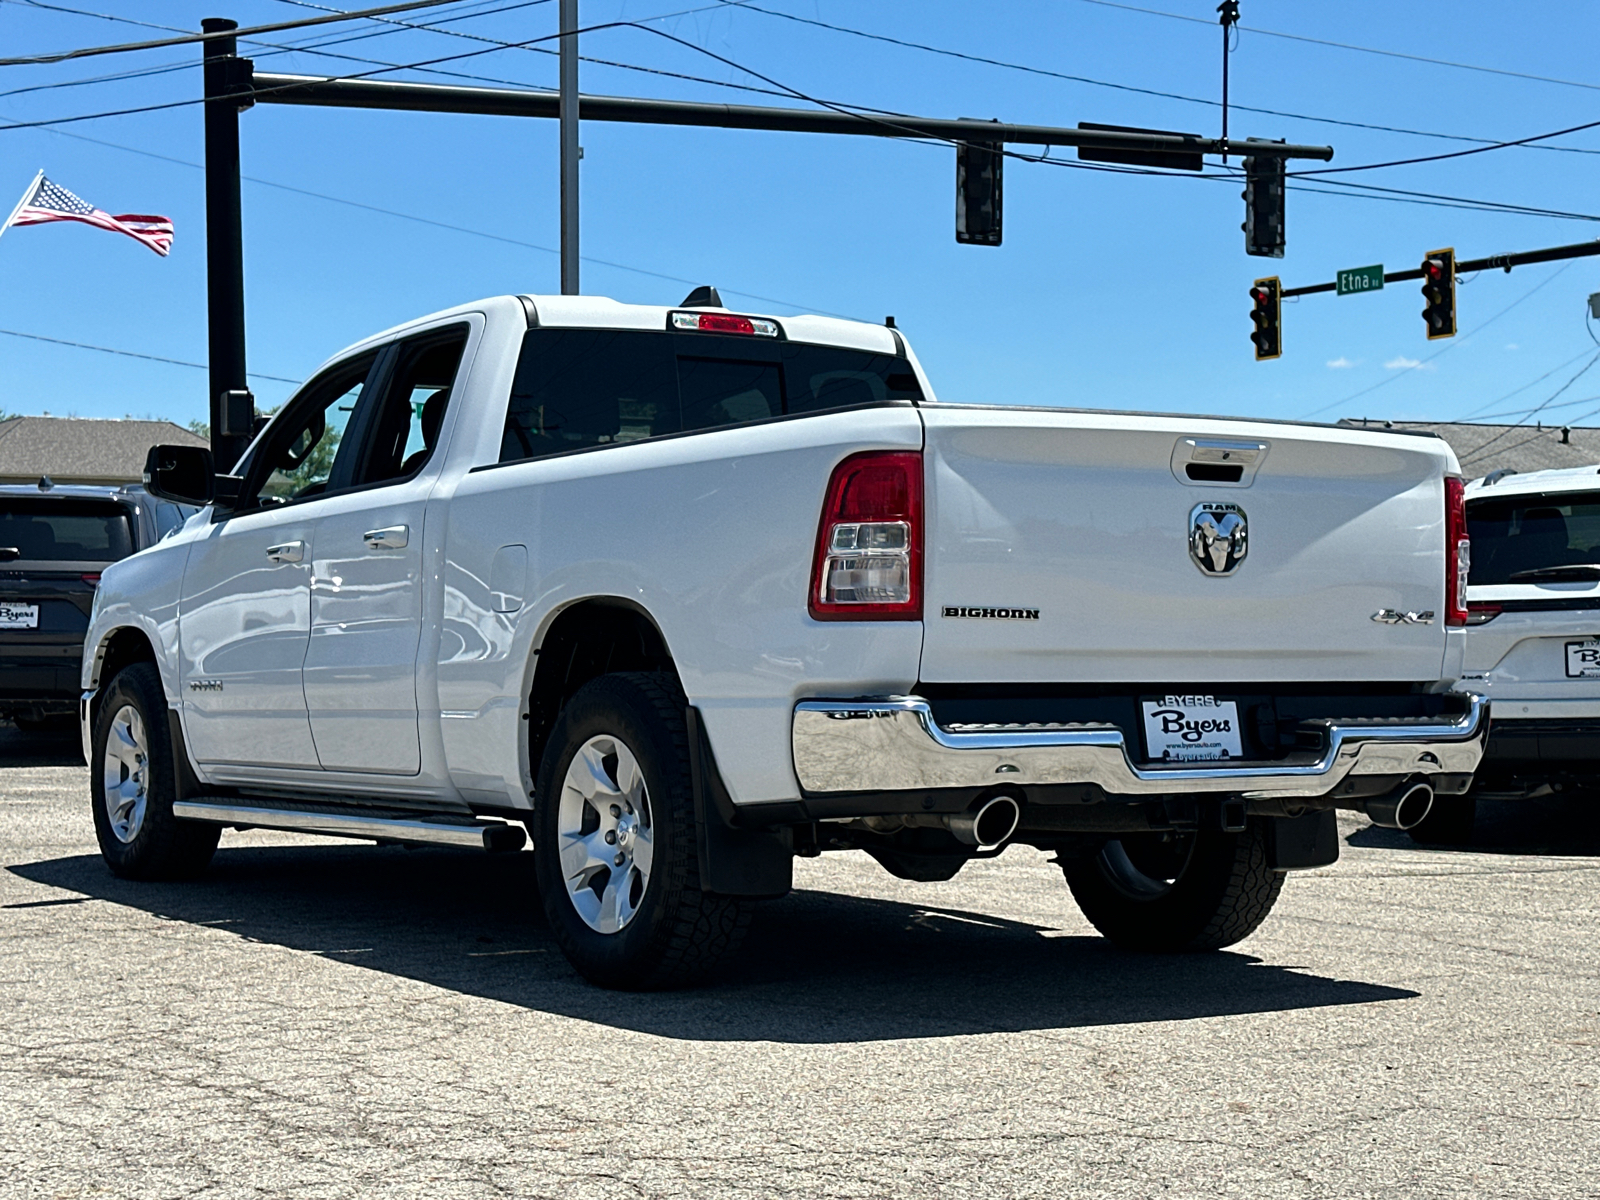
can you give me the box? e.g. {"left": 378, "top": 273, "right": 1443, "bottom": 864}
{"left": 1, "top": 723, "right": 1596, "bottom": 1199}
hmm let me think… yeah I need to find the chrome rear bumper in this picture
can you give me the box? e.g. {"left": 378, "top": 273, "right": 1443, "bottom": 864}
{"left": 792, "top": 694, "right": 1489, "bottom": 799}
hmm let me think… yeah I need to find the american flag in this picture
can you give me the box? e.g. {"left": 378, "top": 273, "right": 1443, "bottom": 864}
{"left": 7, "top": 174, "right": 173, "bottom": 257}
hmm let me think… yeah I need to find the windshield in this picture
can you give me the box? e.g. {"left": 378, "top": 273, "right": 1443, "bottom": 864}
{"left": 1467, "top": 490, "right": 1600, "bottom": 584}
{"left": 0, "top": 499, "right": 134, "bottom": 563}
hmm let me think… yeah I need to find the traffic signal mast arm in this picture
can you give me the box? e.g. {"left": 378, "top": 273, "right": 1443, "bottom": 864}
{"left": 1279, "top": 238, "right": 1600, "bottom": 298}
{"left": 249, "top": 71, "right": 1336, "bottom": 164}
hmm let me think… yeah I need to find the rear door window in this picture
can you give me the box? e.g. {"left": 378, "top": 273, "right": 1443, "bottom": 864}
{"left": 501, "top": 329, "right": 680, "bottom": 462}
{"left": 1467, "top": 491, "right": 1600, "bottom": 583}
{"left": 0, "top": 500, "right": 133, "bottom": 564}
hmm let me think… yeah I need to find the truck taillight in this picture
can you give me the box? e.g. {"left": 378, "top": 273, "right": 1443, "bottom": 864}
{"left": 1445, "top": 475, "right": 1470, "bottom": 626}
{"left": 809, "top": 451, "right": 922, "bottom": 620}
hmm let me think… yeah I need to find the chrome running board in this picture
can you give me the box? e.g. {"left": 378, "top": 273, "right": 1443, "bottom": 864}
{"left": 172, "top": 798, "right": 527, "bottom": 852}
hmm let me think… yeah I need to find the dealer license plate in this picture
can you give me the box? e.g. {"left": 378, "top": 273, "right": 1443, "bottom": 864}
{"left": 1141, "top": 695, "right": 1243, "bottom": 763}
{"left": 1565, "top": 640, "right": 1600, "bottom": 678}
{"left": 0, "top": 603, "right": 38, "bottom": 630}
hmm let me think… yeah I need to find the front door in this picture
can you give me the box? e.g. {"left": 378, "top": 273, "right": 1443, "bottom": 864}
{"left": 302, "top": 323, "right": 470, "bottom": 774}
{"left": 178, "top": 353, "right": 376, "bottom": 768}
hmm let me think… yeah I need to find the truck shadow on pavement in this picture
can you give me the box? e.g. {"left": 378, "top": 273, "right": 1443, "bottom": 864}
{"left": 1346, "top": 794, "right": 1600, "bottom": 857}
{"left": 0, "top": 722, "right": 83, "bottom": 767}
{"left": 10, "top": 844, "right": 1417, "bottom": 1042}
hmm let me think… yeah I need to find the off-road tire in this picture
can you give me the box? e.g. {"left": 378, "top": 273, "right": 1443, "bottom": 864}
{"left": 1407, "top": 793, "right": 1477, "bottom": 846}
{"left": 1062, "top": 822, "right": 1284, "bottom": 952}
{"left": 90, "top": 663, "right": 219, "bottom": 880}
{"left": 533, "top": 671, "right": 751, "bottom": 989}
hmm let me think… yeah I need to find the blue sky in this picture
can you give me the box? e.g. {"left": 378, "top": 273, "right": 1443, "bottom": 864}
{"left": 1, "top": 0, "right": 1598, "bottom": 430}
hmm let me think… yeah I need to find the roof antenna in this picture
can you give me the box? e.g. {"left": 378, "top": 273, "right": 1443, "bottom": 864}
{"left": 36, "top": 474, "right": 52, "bottom": 491}
{"left": 680, "top": 285, "right": 723, "bottom": 308}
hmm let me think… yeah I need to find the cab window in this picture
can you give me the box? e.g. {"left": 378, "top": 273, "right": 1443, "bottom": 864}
{"left": 353, "top": 326, "right": 468, "bottom": 486}
{"left": 246, "top": 353, "right": 375, "bottom": 509}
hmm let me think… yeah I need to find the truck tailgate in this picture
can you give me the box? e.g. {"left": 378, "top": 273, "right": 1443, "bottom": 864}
{"left": 919, "top": 406, "right": 1451, "bottom": 684}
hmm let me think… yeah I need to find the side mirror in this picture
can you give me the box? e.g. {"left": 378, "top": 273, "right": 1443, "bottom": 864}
{"left": 143, "top": 444, "right": 215, "bottom": 507}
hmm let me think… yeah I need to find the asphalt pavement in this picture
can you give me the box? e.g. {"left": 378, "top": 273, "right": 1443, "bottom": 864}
{"left": 2, "top": 722, "right": 1597, "bottom": 1199}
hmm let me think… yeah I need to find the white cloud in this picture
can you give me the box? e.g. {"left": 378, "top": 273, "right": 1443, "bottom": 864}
{"left": 1326, "top": 356, "right": 1359, "bottom": 369}
{"left": 1505, "top": 343, "right": 1520, "bottom": 350}
{"left": 1384, "top": 355, "right": 1434, "bottom": 371}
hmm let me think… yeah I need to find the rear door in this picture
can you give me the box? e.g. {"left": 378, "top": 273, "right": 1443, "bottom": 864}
{"left": 177, "top": 353, "right": 376, "bottom": 768}
{"left": 918, "top": 407, "right": 1451, "bottom": 685}
{"left": 0, "top": 496, "right": 133, "bottom": 710}
{"left": 301, "top": 321, "right": 471, "bottom": 774}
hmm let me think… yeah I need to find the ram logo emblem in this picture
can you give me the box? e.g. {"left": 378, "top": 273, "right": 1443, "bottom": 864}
{"left": 1189, "top": 502, "right": 1248, "bottom": 576}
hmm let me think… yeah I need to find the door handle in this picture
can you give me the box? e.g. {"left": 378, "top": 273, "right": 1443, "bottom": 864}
{"left": 363, "top": 525, "right": 409, "bottom": 550}
{"left": 265, "top": 541, "right": 305, "bottom": 564}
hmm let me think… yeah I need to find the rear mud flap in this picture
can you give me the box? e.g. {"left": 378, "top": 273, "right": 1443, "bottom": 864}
{"left": 687, "top": 708, "right": 793, "bottom": 898}
{"left": 1267, "top": 809, "right": 1340, "bottom": 871}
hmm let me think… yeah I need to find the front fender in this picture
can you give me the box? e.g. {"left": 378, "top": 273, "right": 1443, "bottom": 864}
{"left": 82, "top": 534, "right": 192, "bottom": 703}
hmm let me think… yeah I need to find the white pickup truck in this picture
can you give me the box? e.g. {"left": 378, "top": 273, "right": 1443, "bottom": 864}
{"left": 83, "top": 291, "right": 1489, "bottom": 988}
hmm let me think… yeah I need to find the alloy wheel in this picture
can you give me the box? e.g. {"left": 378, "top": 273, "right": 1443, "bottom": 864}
{"left": 101, "top": 703, "right": 150, "bottom": 844}
{"left": 556, "top": 733, "right": 655, "bottom": 934}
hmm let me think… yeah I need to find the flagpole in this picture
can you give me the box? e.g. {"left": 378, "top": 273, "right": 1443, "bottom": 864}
{"left": 0, "top": 170, "right": 43, "bottom": 246}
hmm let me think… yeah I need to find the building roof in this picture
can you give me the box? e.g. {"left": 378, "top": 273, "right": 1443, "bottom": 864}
{"left": 0, "top": 416, "right": 205, "bottom": 485}
{"left": 1336, "top": 419, "right": 1600, "bottom": 481}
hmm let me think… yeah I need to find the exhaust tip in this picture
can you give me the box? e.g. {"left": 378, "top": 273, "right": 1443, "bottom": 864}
{"left": 1367, "top": 781, "right": 1435, "bottom": 830}
{"left": 948, "top": 794, "right": 1021, "bottom": 850}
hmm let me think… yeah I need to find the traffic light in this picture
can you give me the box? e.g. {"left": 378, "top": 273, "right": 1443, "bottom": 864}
{"left": 1249, "top": 276, "right": 1281, "bottom": 360}
{"left": 1242, "top": 141, "right": 1286, "bottom": 258}
{"left": 956, "top": 140, "right": 1002, "bottom": 246}
{"left": 1421, "top": 248, "right": 1456, "bottom": 339}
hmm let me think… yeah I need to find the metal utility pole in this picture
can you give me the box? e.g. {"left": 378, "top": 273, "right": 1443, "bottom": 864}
{"left": 559, "top": 0, "right": 579, "bottom": 295}
{"left": 201, "top": 17, "right": 253, "bottom": 472}
{"left": 1218, "top": 1, "right": 1240, "bottom": 162}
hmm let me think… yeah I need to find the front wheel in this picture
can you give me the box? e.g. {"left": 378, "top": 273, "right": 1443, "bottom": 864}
{"left": 533, "top": 672, "right": 750, "bottom": 989}
{"left": 1061, "top": 822, "right": 1284, "bottom": 952}
{"left": 90, "top": 663, "right": 219, "bottom": 880}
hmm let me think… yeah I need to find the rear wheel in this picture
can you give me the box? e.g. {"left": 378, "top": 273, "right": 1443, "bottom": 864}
{"left": 1407, "top": 793, "right": 1477, "bottom": 845}
{"left": 533, "top": 672, "right": 750, "bottom": 989}
{"left": 1061, "top": 822, "right": 1284, "bottom": 952}
{"left": 90, "top": 663, "right": 218, "bottom": 880}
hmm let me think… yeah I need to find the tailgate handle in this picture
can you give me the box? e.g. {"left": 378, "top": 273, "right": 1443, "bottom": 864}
{"left": 363, "top": 526, "right": 409, "bottom": 550}
{"left": 265, "top": 541, "right": 305, "bottom": 564}
{"left": 1171, "top": 438, "right": 1267, "bottom": 488}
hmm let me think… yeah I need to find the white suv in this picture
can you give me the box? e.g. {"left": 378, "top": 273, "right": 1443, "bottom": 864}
{"left": 1437, "top": 465, "right": 1600, "bottom": 841}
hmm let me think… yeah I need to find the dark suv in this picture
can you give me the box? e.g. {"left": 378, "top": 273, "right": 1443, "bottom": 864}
{"left": 0, "top": 481, "right": 195, "bottom": 730}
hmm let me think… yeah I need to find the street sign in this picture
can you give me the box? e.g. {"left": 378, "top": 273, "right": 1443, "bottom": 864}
{"left": 1337, "top": 264, "right": 1384, "bottom": 296}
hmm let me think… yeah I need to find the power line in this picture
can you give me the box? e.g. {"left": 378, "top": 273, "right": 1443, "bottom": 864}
{"left": 0, "top": 326, "right": 300, "bottom": 383}
{"left": 1465, "top": 389, "right": 1600, "bottom": 423}
{"left": 1073, "top": 0, "right": 1600, "bottom": 95}
{"left": 0, "top": 7, "right": 742, "bottom": 131}
{"left": 0, "top": 0, "right": 478, "bottom": 67}
{"left": 1460, "top": 347, "right": 1600, "bottom": 419}
{"left": 1457, "top": 352, "right": 1600, "bottom": 463}
{"left": 13, "top": 6, "right": 1589, "bottom": 229}
{"left": 1283, "top": 177, "right": 1600, "bottom": 223}
{"left": 265, "top": 0, "right": 813, "bottom": 102}
{"left": 714, "top": 0, "right": 1600, "bottom": 158}
{"left": 40, "top": 125, "right": 858, "bottom": 318}
{"left": 1289, "top": 116, "right": 1600, "bottom": 177}
{"left": 1301, "top": 262, "right": 1576, "bottom": 420}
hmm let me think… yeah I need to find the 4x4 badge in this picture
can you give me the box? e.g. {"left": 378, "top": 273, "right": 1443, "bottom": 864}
{"left": 1189, "top": 502, "right": 1248, "bottom": 576}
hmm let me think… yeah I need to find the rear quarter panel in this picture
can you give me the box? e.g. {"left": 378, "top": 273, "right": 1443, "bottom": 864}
{"left": 436, "top": 405, "right": 926, "bottom": 806}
